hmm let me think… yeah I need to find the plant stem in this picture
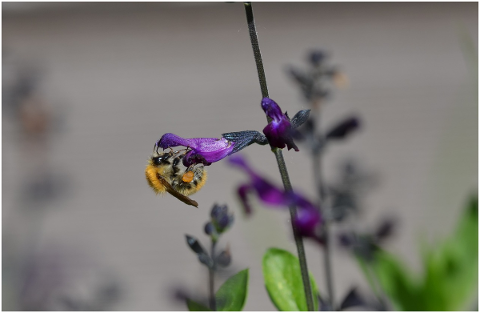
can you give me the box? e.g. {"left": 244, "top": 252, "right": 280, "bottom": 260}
{"left": 312, "top": 146, "right": 335, "bottom": 309}
{"left": 244, "top": 3, "right": 314, "bottom": 311}
{"left": 209, "top": 240, "right": 217, "bottom": 310}
{"left": 244, "top": 3, "right": 269, "bottom": 98}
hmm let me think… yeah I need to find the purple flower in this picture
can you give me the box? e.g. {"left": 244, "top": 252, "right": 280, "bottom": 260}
{"left": 229, "top": 155, "right": 288, "bottom": 210}
{"left": 229, "top": 154, "right": 323, "bottom": 241}
{"left": 294, "top": 207, "right": 322, "bottom": 240}
{"left": 156, "top": 131, "right": 269, "bottom": 167}
{"left": 156, "top": 133, "right": 236, "bottom": 166}
{"left": 261, "top": 97, "right": 299, "bottom": 151}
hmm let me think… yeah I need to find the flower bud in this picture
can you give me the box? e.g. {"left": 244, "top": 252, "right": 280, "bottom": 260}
{"left": 215, "top": 246, "right": 232, "bottom": 267}
{"left": 308, "top": 50, "right": 327, "bottom": 66}
{"left": 204, "top": 222, "right": 214, "bottom": 235}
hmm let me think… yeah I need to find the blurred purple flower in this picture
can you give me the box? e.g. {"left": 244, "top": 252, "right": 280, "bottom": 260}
{"left": 229, "top": 154, "right": 288, "bottom": 211}
{"left": 261, "top": 97, "right": 299, "bottom": 151}
{"left": 229, "top": 154, "right": 323, "bottom": 241}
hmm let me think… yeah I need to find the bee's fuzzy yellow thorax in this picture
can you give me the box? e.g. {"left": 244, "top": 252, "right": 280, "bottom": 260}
{"left": 145, "top": 161, "right": 166, "bottom": 194}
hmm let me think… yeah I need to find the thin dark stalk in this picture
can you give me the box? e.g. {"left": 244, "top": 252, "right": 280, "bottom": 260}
{"left": 312, "top": 148, "right": 335, "bottom": 309}
{"left": 244, "top": 3, "right": 269, "bottom": 98}
{"left": 244, "top": 2, "right": 314, "bottom": 311}
{"left": 209, "top": 241, "right": 217, "bottom": 310}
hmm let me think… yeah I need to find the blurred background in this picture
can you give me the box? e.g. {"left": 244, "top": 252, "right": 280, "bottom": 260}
{"left": 2, "top": 2, "right": 477, "bottom": 310}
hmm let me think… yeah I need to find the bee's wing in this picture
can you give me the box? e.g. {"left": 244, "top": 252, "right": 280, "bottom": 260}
{"left": 157, "top": 175, "right": 199, "bottom": 208}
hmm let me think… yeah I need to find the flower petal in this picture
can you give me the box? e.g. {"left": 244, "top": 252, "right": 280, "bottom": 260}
{"left": 261, "top": 97, "right": 284, "bottom": 122}
{"left": 185, "top": 138, "right": 234, "bottom": 165}
{"left": 253, "top": 178, "right": 288, "bottom": 206}
{"left": 157, "top": 133, "right": 235, "bottom": 166}
{"left": 294, "top": 209, "right": 322, "bottom": 239}
{"left": 157, "top": 133, "right": 195, "bottom": 149}
{"left": 289, "top": 191, "right": 319, "bottom": 212}
{"left": 260, "top": 98, "right": 299, "bottom": 151}
{"left": 263, "top": 120, "right": 299, "bottom": 151}
{"left": 230, "top": 155, "right": 290, "bottom": 206}
{"left": 230, "top": 154, "right": 324, "bottom": 242}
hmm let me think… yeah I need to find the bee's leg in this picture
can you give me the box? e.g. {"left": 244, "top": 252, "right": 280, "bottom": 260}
{"left": 191, "top": 163, "right": 205, "bottom": 179}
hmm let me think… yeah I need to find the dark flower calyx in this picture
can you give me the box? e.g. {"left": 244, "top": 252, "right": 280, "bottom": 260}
{"left": 185, "top": 235, "right": 207, "bottom": 255}
{"left": 289, "top": 109, "right": 311, "bottom": 129}
{"left": 185, "top": 234, "right": 214, "bottom": 268}
{"left": 221, "top": 130, "right": 268, "bottom": 153}
{"left": 325, "top": 116, "right": 360, "bottom": 140}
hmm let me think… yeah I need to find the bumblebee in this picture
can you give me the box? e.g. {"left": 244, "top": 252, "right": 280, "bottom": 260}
{"left": 145, "top": 149, "right": 207, "bottom": 207}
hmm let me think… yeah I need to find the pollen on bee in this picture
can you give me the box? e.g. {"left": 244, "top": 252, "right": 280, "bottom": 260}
{"left": 182, "top": 171, "right": 194, "bottom": 183}
{"left": 145, "top": 164, "right": 167, "bottom": 194}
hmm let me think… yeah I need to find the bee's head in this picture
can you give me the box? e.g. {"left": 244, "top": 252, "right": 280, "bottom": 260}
{"left": 151, "top": 152, "right": 172, "bottom": 166}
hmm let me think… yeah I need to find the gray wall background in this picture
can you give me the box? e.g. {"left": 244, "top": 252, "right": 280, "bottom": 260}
{"left": 3, "top": 2, "right": 477, "bottom": 310}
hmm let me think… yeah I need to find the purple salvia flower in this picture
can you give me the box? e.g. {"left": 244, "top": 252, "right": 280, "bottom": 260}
{"left": 229, "top": 154, "right": 323, "bottom": 241}
{"left": 229, "top": 155, "right": 288, "bottom": 208}
{"left": 157, "top": 133, "right": 235, "bottom": 166}
{"left": 261, "top": 97, "right": 299, "bottom": 151}
{"left": 156, "top": 131, "right": 269, "bottom": 167}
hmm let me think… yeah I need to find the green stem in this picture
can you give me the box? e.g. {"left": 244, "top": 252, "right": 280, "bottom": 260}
{"left": 244, "top": 3, "right": 314, "bottom": 311}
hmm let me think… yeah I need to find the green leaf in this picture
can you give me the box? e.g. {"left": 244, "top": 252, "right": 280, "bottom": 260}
{"left": 370, "top": 249, "right": 421, "bottom": 310}
{"left": 215, "top": 268, "right": 249, "bottom": 311}
{"left": 262, "top": 248, "right": 319, "bottom": 311}
{"left": 419, "top": 194, "right": 478, "bottom": 310}
{"left": 186, "top": 298, "right": 210, "bottom": 311}
{"left": 360, "top": 195, "right": 478, "bottom": 311}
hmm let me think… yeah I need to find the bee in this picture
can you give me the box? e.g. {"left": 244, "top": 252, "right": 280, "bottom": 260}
{"left": 145, "top": 149, "right": 207, "bottom": 207}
